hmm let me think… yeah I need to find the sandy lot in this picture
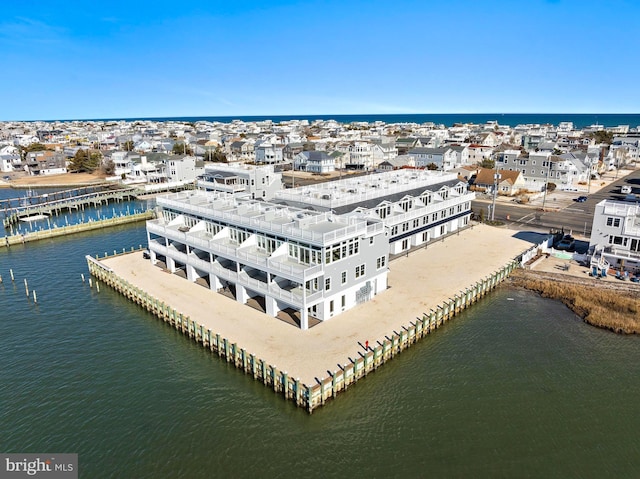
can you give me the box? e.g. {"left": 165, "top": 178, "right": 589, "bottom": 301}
{"left": 101, "top": 224, "right": 532, "bottom": 384}
{"left": 4, "top": 172, "right": 107, "bottom": 187}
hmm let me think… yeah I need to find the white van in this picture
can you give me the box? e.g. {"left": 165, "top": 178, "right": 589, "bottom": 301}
{"left": 621, "top": 185, "right": 632, "bottom": 194}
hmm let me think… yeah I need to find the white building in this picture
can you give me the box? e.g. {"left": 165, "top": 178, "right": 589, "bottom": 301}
{"left": 293, "top": 151, "right": 335, "bottom": 173}
{"left": 145, "top": 169, "right": 474, "bottom": 329}
{"left": 590, "top": 199, "right": 640, "bottom": 272}
{"left": 255, "top": 142, "right": 284, "bottom": 164}
{"left": 166, "top": 155, "right": 198, "bottom": 183}
{"left": 274, "top": 170, "right": 474, "bottom": 255}
{"left": 147, "top": 192, "right": 388, "bottom": 330}
{"left": 197, "top": 163, "right": 282, "bottom": 200}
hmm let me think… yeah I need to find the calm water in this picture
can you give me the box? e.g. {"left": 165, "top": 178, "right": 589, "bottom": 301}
{"left": 0, "top": 187, "right": 151, "bottom": 236}
{"left": 66, "top": 113, "right": 640, "bottom": 129}
{"left": 1, "top": 204, "right": 640, "bottom": 477}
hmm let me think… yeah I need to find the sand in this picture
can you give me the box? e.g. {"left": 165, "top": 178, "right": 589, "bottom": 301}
{"left": 101, "top": 224, "right": 532, "bottom": 384}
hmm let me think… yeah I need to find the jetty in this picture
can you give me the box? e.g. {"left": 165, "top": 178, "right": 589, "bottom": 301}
{"left": 86, "top": 224, "right": 538, "bottom": 413}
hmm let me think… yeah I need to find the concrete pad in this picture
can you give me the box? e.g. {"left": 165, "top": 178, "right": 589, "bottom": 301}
{"left": 102, "top": 224, "right": 531, "bottom": 385}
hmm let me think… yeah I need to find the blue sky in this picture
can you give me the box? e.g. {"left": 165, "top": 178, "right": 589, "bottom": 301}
{"left": 1, "top": 0, "right": 638, "bottom": 120}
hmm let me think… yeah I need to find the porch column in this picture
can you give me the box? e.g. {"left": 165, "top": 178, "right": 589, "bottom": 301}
{"left": 236, "top": 284, "right": 248, "bottom": 304}
{"left": 209, "top": 274, "right": 222, "bottom": 291}
{"left": 166, "top": 256, "right": 176, "bottom": 273}
{"left": 265, "top": 296, "right": 278, "bottom": 317}
{"left": 300, "top": 308, "right": 309, "bottom": 331}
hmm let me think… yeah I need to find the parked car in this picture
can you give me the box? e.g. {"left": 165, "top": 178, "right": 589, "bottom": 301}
{"left": 574, "top": 196, "right": 587, "bottom": 203}
{"left": 621, "top": 185, "right": 632, "bottom": 194}
{"left": 556, "top": 235, "right": 575, "bottom": 251}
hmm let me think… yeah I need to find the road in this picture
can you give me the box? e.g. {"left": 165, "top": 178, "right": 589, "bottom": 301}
{"left": 472, "top": 168, "right": 640, "bottom": 238}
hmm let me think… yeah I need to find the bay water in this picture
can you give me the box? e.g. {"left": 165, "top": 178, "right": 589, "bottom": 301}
{"left": 1, "top": 189, "right": 639, "bottom": 478}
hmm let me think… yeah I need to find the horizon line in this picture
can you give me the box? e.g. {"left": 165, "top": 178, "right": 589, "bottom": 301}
{"left": 3, "top": 112, "right": 640, "bottom": 123}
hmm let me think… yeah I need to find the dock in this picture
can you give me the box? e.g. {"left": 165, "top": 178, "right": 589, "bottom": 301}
{"left": 2, "top": 210, "right": 154, "bottom": 247}
{"left": 86, "top": 224, "right": 536, "bottom": 413}
{"left": 3, "top": 187, "right": 138, "bottom": 228}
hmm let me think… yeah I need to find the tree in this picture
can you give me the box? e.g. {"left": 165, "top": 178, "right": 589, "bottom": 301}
{"left": 204, "top": 146, "right": 227, "bottom": 162}
{"left": 69, "top": 149, "right": 101, "bottom": 173}
{"left": 123, "top": 140, "right": 134, "bottom": 151}
{"left": 24, "top": 143, "right": 47, "bottom": 152}
{"left": 479, "top": 158, "right": 495, "bottom": 169}
{"left": 590, "top": 130, "right": 614, "bottom": 144}
{"left": 302, "top": 142, "right": 316, "bottom": 151}
{"left": 426, "top": 163, "right": 438, "bottom": 170}
{"left": 172, "top": 142, "right": 193, "bottom": 155}
{"left": 101, "top": 159, "right": 116, "bottom": 176}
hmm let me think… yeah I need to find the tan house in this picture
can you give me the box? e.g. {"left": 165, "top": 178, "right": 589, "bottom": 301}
{"left": 473, "top": 168, "right": 526, "bottom": 196}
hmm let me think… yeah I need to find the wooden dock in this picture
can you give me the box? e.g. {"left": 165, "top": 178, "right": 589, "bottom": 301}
{"left": 2, "top": 210, "right": 154, "bottom": 247}
{"left": 3, "top": 188, "right": 138, "bottom": 228}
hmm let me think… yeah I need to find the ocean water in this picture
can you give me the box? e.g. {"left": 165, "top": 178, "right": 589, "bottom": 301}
{"left": 1, "top": 209, "right": 640, "bottom": 477}
{"left": 80, "top": 113, "right": 640, "bottom": 129}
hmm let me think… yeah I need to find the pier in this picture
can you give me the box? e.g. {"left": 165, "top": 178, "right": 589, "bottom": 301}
{"left": 2, "top": 187, "right": 138, "bottom": 228}
{"left": 2, "top": 210, "right": 154, "bottom": 247}
{"left": 86, "top": 224, "right": 535, "bottom": 413}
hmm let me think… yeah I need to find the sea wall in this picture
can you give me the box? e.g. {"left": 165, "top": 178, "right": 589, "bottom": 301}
{"left": 87, "top": 251, "right": 519, "bottom": 413}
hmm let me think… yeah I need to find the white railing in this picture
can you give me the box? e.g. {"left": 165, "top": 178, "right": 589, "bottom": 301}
{"left": 155, "top": 196, "right": 371, "bottom": 245}
{"left": 148, "top": 221, "right": 327, "bottom": 281}
{"left": 386, "top": 192, "right": 475, "bottom": 226}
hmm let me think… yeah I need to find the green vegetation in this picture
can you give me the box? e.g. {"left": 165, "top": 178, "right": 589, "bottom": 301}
{"left": 510, "top": 271, "right": 640, "bottom": 334}
{"left": 203, "top": 146, "right": 227, "bottom": 162}
{"left": 69, "top": 149, "right": 102, "bottom": 172}
{"left": 479, "top": 158, "right": 495, "bottom": 169}
{"left": 172, "top": 142, "right": 193, "bottom": 155}
{"left": 590, "top": 130, "right": 614, "bottom": 144}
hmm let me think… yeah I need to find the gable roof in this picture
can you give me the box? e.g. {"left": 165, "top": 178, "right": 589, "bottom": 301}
{"left": 474, "top": 168, "right": 521, "bottom": 186}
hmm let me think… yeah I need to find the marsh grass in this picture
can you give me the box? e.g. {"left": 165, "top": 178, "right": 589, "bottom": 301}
{"left": 510, "top": 272, "right": 640, "bottom": 334}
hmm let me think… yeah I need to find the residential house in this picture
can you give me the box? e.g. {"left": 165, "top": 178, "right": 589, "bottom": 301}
{"left": 473, "top": 168, "right": 526, "bottom": 196}
{"left": 24, "top": 150, "right": 67, "bottom": 175}
{"left": 293, "top": 151, "right": 335, "bottom": 173}
{"left": 197, "top": 163, "right": 282, "bottom": 200}
{"left": 467, "top": 144, "right": 494, "bottom": 164}
{"left": 377, "top": 155, "right": 415, "bottom": 171}
{"left": 589, "top": 200, "right": 640, "bottom": 272}
{"left": 407, "top": 147, "right": 457, "bottom": 171}
{"left": 255, "top": 141, "right": 284, "bottom": 164}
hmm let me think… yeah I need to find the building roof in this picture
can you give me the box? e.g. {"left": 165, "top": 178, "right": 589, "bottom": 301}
{"left": 474, "top": 168, "right": 521, "bottom": 186}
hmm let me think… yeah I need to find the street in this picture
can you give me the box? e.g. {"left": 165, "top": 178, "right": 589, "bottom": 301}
{"left": 472, "top": 167, "right": 640, "bottom": 238}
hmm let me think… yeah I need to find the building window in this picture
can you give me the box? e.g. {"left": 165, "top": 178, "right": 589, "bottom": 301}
{"left": 376, "top": 256, "right": 386, "bottom": 269}
{"left": 341, "top": 295, "right": 346, "bottom": 308}
{"left": 330, "top": 300, "right": 334, "bottom": 314}
{"left": 325, "top": 277, "right": 331, "bottom": 291}
{"left": 355, "top": 264, "right": 365, "bottom": 278}
{"left": 606, "top": 217, "right": 621, "bottom": 227}
{"left": 341, "top": 271, "right": 347, "bottom": 284}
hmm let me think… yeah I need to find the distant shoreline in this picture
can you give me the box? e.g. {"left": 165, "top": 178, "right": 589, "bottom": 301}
{"left": 6, "top": 113, "right": 640, "bottom": 128}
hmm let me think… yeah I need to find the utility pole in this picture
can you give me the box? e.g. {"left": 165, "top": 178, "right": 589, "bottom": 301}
{"left": 491, "top": 171, "right": 501, "bottom": 221}
{"left": 541, "top": 160, "right": 551, "bottom": 210}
